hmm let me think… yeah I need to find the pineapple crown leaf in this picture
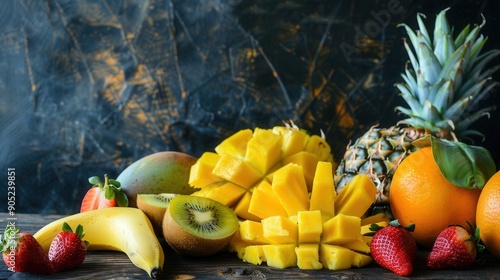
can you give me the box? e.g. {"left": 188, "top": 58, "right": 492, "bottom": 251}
{"left": 396, "top": 8, "right": 500, "bottom": 140}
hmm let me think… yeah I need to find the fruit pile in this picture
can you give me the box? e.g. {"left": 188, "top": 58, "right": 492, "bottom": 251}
{"left": 4, "top": 6, "right": 500, "bottom": 280}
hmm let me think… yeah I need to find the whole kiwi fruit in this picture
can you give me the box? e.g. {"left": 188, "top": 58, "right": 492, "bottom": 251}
{"left": 137, "top": 193, "right": 178, "bottom": 237}
{"left": 162, "top": 195, "right": 239, "bottom": 257}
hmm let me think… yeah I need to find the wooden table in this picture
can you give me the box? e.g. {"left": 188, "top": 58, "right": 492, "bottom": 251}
{"left": 1, "top": 213, "right": 499, "bottom": 279}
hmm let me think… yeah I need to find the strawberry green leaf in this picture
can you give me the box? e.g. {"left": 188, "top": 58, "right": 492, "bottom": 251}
{"left": 430, "top": 136, "right": 496, "bottom": 189}
{"left": 75, "top": 224, "right": 86, "bottom": 239}
{"left": 109, "top": 179, "right": 121, "bottom": 188}
{"left": 104, "top": 186, "right": 115, "bottom": 200}
{"left": 88, "top": 176, "right": 102, "bottom": 186}
{"left": 115, "top": 191, "right": 129, "bottom": 207}
{"left": 62, "top": 222, "right": 73, "bottom": 233}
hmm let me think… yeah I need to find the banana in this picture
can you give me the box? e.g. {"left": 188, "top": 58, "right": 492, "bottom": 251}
{"left": 33, "top": 207, "right": 164, "bottom": 279}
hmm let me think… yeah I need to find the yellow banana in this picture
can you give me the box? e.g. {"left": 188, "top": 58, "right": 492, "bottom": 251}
{"left": 33, "top": 207, "right": 164, "bottom": 279}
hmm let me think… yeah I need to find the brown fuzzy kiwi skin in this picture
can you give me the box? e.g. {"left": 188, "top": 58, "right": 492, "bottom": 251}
{"left": 162, "top": 206, "right": 237, "bottom": 257}
{"left": 136, "top": 195, "right": 170, "bottom": 237}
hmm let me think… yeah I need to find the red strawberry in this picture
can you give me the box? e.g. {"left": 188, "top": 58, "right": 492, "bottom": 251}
{"left": 0, "top": 224, "right": 54, "bottom": 274}
{"left": 80, "top": 174, "right": 129, "bottom": 212}
{"left": 426, "top": 221, "right": 484, "bottom": 269}
{"left": 48, "top": 222, "right": 89, "bottom": 271}
{"left": 369, "top": 220, "right": 416, "bottom": 276}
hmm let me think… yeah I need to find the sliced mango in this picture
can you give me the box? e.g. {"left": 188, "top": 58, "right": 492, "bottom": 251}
{"left": 272, "top": 126, "right": 309, "bottom": 158}
{"left": 297, "top": 210, "right": 323, "bottom": 244}
{"left": 360, "top": 213, "right": 390, "bottom": 226}
{"left": 261, "top": 216, "right": 298, "bottom": 244}
{"left": 212, "top": 154, "right": 262, "bottom": 189}
{"left": 295, "top": 244, "right": 322, "bottom": 270}
{"left": 272, "top": 163, "right": 310, "bottom": 216}
{"left": 262, "top": 244, "right": 297, "bottom": 269}
{"left": 322, "top": 214, "right": 361, "bottom": 245}
{"left": 245, "top": 128, "right": 282, "bottom": 174}
{"left": 215, "top": 129, "right": 252, "bottom": 158}
{"left": 282, "top": 151, "right": 320, "bottom": 190}
{"left": 309, "top": 161, "right": 336, "bottom": 219}
{"left": 334, "top": 174, "right": 377, "bottom": 217}
{"left": 242, "top": 245, "right": 267, "bottom": 265}
{"left": 188, "top": 152, "right": 221, "bottom": 188}
{"left": 305, "top": 134, "right": 332, "bottom": 162}
{"left": 239, "top": 220, "right": 269, "bottom": 244}
{"left": 319, "top": 244, "right": 354, "bottom": 270}
{"left": 192, "top": 181, "right": 246, "bottom": 207}
{"left": 233, "top": 191, "right": 261, "bottom": 221}
{"left": 248, "top": 180, "right": 288, "bottom": 219}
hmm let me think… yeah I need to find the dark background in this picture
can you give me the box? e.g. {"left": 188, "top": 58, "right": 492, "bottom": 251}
{"left": 1, "top": 0, "right": 500, "bottom": 215}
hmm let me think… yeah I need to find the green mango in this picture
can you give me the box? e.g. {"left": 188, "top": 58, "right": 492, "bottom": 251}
{"left": 117, "top": 151, "right": 198, "bottom": 207}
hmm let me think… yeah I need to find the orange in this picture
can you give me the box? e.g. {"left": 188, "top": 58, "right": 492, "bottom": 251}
{"left": 476, "top": 170, "right": 500, "bottom": 259}
{"left": 389, "top": 146, "right": 481, "bottom": 248}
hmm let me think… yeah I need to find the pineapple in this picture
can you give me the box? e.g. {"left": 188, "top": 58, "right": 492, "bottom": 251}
{"left": 335, "top": 8, "right": 500, "bottom": 209}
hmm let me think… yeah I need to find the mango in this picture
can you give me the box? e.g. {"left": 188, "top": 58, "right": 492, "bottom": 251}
{"left": 192, "top": 182, "right": 246, "bottom": 207}
{"left": 319, "top": 244, "right": 354, "bottom": 270}
{"left": 297, "top": 210, "right": 323, "bottom": 244}
{"left": 233, "top": 191, "right": 261, "bottom": 221}
{"left": 282, "top": 151, "right": 320, "bottom": 190}
{"left": 212, "top": 154, "right": 262, "bottom": 189}
{"left": 188, "top": 152, "right": 221, "bottom": 188}
{"left": 322, "top": 214, "right": 361, "bottom": 245}
{"left": 305, "top": 134, "right": 332, "bottom": 162}
{"left": 262, "top": 244, "right": 297, "bottom": 269}
{"left": 272, "top": 163, "right": 310, "bottom": 216}
{"left": 272, "top": 125, "right": 309, "bottom": 158}
{"left": 248, "top": 180, "right": 288, "bottom": 219}
{"left": 334, "top": 174, "right": 377, "bottom": 217}
{"left": 295, "top": 244, "right": 322, "bottom": 270}
{"left": 117, "top": 151, "right": 197, "bottom": 207}
{"left": 245, "top": 128, "right": 282, "bottom": 174}
{"left": 242, "top": 245, "right": 267, "bottom": 265}
{"left": 261, "top": 216, "right": 298, "bottom": 244}
{"left": 309, "top": 161, "right": 336, "bottom": 219}
{"left": 215, "top": 129, "right": 252, "bottom": 158}
{"left": 239, "top": 220, "right": 269, "bottom": 244}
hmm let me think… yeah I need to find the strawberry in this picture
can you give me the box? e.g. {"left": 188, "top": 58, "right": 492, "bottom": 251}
{"left": 0, "top": 224, "right": 54, "bottom": 274}
{"left": 80, "top": 174, "right": 129, "bottom": 212}
{"left": 369, "top": 219, "right": 416, "bottom": 276}
{"left": 48, "top": 222, "right": 89, "bottom": 271}
{"left": 426, "top": 221, "right": 484, "bottom": 269}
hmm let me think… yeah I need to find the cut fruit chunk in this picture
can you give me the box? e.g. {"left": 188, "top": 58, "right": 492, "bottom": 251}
{"left": 262, "top": 244, "right": 297, "bottom": 269}
{"left": 248, "top": 180, "right": 288, "bottom": 219}
{"left": 188, "top": 152, "right": 222, "bottom": 188}
{"left": 242, "top": 245, "right": 267, "bottom": 265}
{"left": 212, "top": 154, "right": 262, "bottom": 189}
{"left": 295, "top": 244, "right": 322, "bottom": 270}
{"left": 245, "top": 128, "right": 282, "bottom": 174}
{"left": 319, "top": 244, "right": 355, "bottom": 270}
{"left": 239, "top": 220, "right": 268, "bottom": 244}
{"left": 334, "top": 174, "right": 377, "bottom": 217}
{"left": 297, "top": 210, "right": 323, "bottom": 244}
{"left": 272, "top": 125, "right": 309, "bottom": 158}
{"left": 233, "top": 191, "right": 261, "bottom": 221}
{"left": 261, "top": 216, "right": 298, "bottom": 244}
{"left": 272, "top": 163, "right": 310, "bottom": 216}
{"left": 282, "top": 151, "right": 320, "bottom": 190}
{"left": 322, "top": 214, "right": 361, "bottom": 245}
{"left": 360, "top": 213, "right": 390, "bottom": 226}
{"left": 215, "top": 129, "right": 253, "bottom": 158}
{"left": 191, "top": 182, "right": 246, "bottom": 207}
{"left": 305, "top": 134, "right": 332, "bottom": 162}
{"left": 309, "top": 161, "right": 336, "bottom": 219}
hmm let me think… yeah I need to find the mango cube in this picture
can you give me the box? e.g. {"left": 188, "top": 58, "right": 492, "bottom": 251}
{"left": 212, "top": 154, "right": 262, "bottom": 189}
{"left": 245, "top": 128, "right": 282, "bottom": 174}
{"left": 322, "top": 214, "right": 361, "bottom": 245}
{"left": 239, "top": 220, "right": 268, "bottom": 244}
{"left": 295, "top": 244, "right": 322, "bottom": 270}
{"left": 334, "top": 174, "right": 377, "bottom": 217}
{"left": 297, "top": 210, "right": 323, "bottom": 244}
{"left": 215, "top": 128, "right": 252, "bottom": 158}
{"left": 248, "top": 180, "right": 288, "bottom": 219}
{"left": 242, "top": 245, "right": 267, "bottom": 265}
{"left": 262, "top": 216, "right": 298, "bottom": 244}
{"left": 272, "top": 126, "right": 309, "bottom": 158}
{"left": 262, "top": 244, "right": 297, "bottom": 269}
{"left": 228, "top": 234, "right": 249, "bottom": 259}
{"left": 309, "top": 161, "right": 336, "bottom": 219}
{"left": 343, "top": 238, "right": 371, "bottom": 254}
{"left": 282, "top": 151, "right": 320, "bottom": 190}
{"left": 192, "top": 181, "right": 246, "bottom": 207}
{"left": 305, "top": 135, "right": 332, "bottom": 161}
{"left": 272, "top": 163, "right": 310, "bottom": 216}
{"left": 233, "top": 191, "right": 261, "bottom": 221}
{"left": 188, "top": 152, "right": 222, "bottom": 188}
{"left": 319, "top": 244, "right": 354, "bottom": 270}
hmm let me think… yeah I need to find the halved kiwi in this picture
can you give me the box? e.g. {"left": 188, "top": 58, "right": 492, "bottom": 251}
{"left": 137, "top": 193, "right": 178, "bottom": 236}
{"left": 162, "top": 195, "right": 239, "bottom": 257}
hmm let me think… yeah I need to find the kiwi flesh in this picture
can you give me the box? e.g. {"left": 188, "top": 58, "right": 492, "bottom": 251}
{"left": 137, "top": 193, "right": 178, "bottom": 236}
{"left": 162, "top": 195, "right": 239, "bottom": 257}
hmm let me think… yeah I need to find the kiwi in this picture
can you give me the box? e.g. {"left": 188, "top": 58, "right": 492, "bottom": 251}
{"left": 162, "top": 195, "right": 239, "bottom": 257}
{"left": 137, "top": 193, "right": 178, "bottom": 236}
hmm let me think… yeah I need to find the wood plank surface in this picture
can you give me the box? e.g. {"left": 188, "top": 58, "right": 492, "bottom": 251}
{"left": 0, "top": 213, "right": 499, "bottom": 279}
